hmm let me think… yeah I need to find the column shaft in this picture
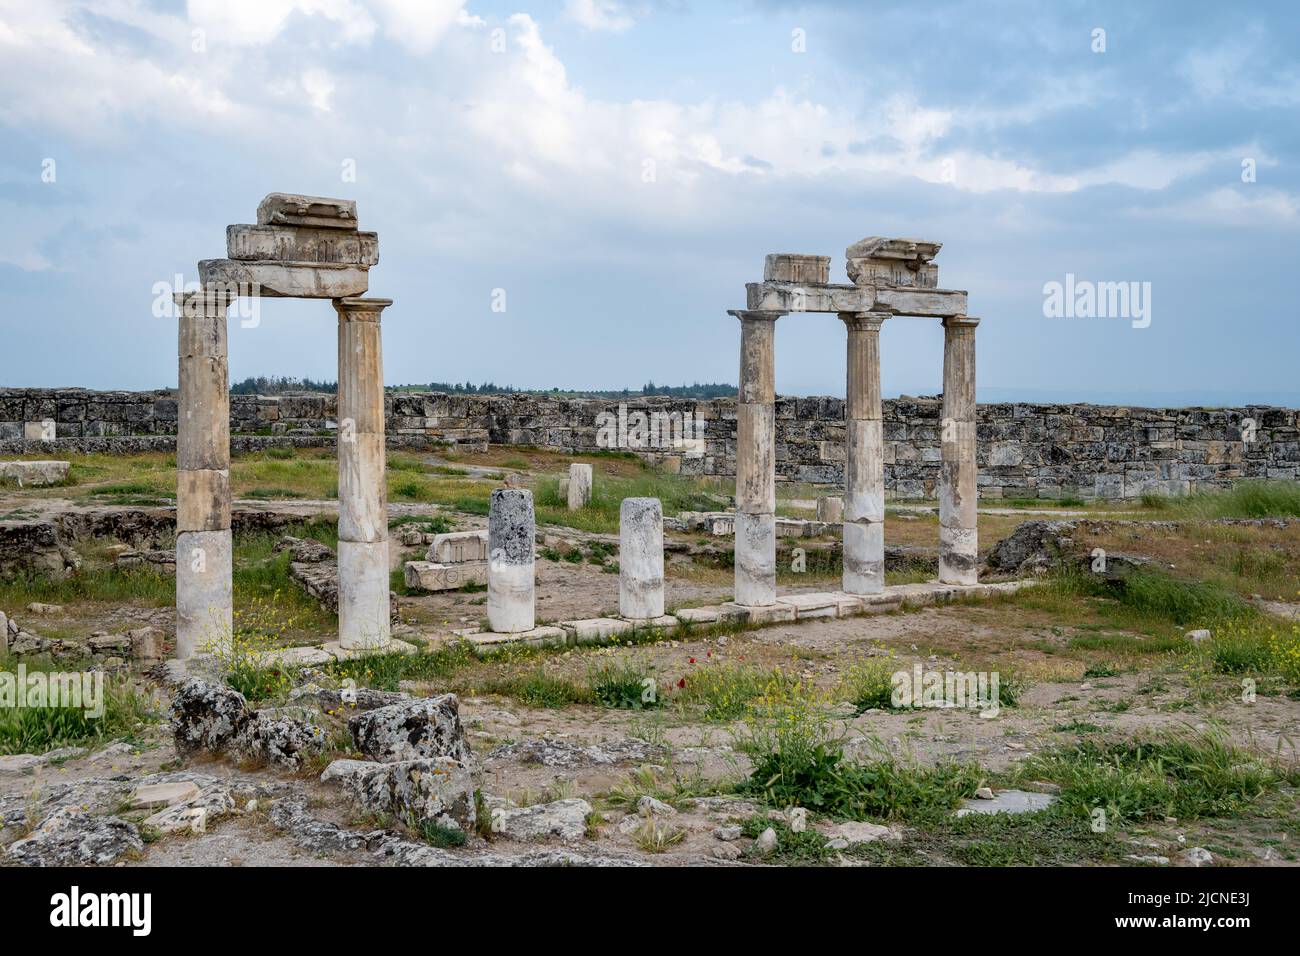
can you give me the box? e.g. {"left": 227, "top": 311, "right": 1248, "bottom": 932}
{"left": 729, "top": 310, "right": 780, "bottom": 606}
{"left": 939, "top": 316, "right": 980, "bottom": 585}
{"left": 488, "top": 489, "right": 536, "bottom": 632}
{"left": 335, "top": 297, "right": 393, "bottom": 649}
{"left": 175, "top": 290, "right": 232, "bottom": 660}
{"left": 841, "top": 312, "right": 887, "bottom": 594}
{"left": 619, "top": 497, "right": 664, "bottom": 619}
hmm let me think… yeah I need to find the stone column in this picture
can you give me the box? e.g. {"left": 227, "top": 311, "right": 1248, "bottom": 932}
{"left": 619, "top": 497, "right": 664, "bottom": 619}
{"left": 567, "top": 463, "right": 592, "bottom": 509}
{"left": 939, "top": 316, "right": 980, "bottom": 585}
{"left": 840, "top": 312, "right": 888, "bottom": 594}
{"left": 175, "top": 289, "right": 233, "bottom": 660}
{"left": 334, "top": 296, "right": 393, "bottom": 650}
{"left": 728, "top": 309, "right": 781, "bottom": 606}
{"left": 488, "top": 488, "right": 535, "bottom": 632}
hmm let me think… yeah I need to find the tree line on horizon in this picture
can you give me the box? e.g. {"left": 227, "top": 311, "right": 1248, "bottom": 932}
{"left": 229, "top": 376, "right": 736, "bottom": 399}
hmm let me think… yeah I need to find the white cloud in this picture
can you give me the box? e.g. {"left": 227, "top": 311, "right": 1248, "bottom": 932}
{"left": 1140, "top": 186, "right": 1299, "bottom": 228}
{"left": 370, "top": 0, "right": 467, "bottom": 52}
{"left": 301, "top": 68, "right": 335, "bottom": 111}
{"left": 564, "top": 0, "right": 638, "bottom": 33}
{"left": 186, "top": 0, "right": 376, "bottom": 46}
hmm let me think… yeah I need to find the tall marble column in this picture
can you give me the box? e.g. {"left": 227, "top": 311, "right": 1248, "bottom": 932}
{"left": 840, "top": 312, "right": 887, "bottom": 594}
{"left": 334, "top": 296, "right": 393, "bottom": 649}
{"left": 175, "top": 289, "right": 233, "bottom": 660}
{"left": 619, "top": 497, "right": 664, "bottom": 620}
{"left": 488, "top": 488, "right": 536, "bottom": 633}
{"left": 939, "top": 315, "right": 980, "bottom": 585}
{"left": 728, "top": 309, "right": 782, "bottom": 606}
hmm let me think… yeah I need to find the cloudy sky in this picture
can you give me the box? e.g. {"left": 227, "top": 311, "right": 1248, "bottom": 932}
{"left": 1, "top": 0, "right": 1297, "bottom": 405}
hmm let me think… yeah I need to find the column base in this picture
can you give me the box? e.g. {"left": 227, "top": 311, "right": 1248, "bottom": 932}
{"left": 938, "top": 525, "right": 979, "bottom": 586}
{"left": 842, "top": 520, "right": 885, "bottom": 594}
{"left": 338, "top": 539, "right": 392, "bottom": 650}
{"left": 735, "top": 511, "right": 777, "bottom": 606}
{"left": 488, "top": 560, "right": 536, "bottom": 633}
{"left": 176, "top": 529, "right": 233, "bottom": 660}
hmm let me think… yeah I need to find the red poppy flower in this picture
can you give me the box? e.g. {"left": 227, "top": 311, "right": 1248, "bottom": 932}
{"left": 689, "top": 657, "right": 696, "bottom": 664}
{"left": 677, "top": 678, "right": 686, "bottom": 688}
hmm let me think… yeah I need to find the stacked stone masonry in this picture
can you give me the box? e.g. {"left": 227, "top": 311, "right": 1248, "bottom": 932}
{"left": 2, "top": 387, "right": 1294, "bottom": 500}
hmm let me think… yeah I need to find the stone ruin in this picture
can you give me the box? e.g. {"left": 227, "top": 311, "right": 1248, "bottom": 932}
{"left": 731, "top": 239, "right": 979, "bottom": 606}
{"left": 168, "top": 199, "right": 984, "bottom": 657}
{"left": 175, "top": 193, "right": 394, "bottom": 660}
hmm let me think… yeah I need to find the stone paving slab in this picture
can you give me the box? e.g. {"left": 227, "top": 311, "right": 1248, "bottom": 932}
{"left": 427, "top": 579, "right": 1031, "bottom": 653}
{"left": 955, "top": 789, "right": 1057, "bottom": 817}
{"left": 468, "top": 626, "right": 567, "bottom": 654}
{"left": 562, "top": 618, "right": 634, "bottom": 645}
{"left": 320, "top": 638, "right": 416, "bottom": 661}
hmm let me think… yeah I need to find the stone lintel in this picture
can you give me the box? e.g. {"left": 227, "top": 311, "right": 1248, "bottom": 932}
{"left": 872, "top": 287, "right": 969, "bottom": 318}
{"left": 744, "top": 282, "right": 873, "bottom": 314}
{"left": 227, "top": 224, "right": 379, "bottom": 266}
{"left": 198, "top": 259, "right": 370, "bottom": 299}
{"left": 256, "top": 193, "right": 358, "bottom": 230}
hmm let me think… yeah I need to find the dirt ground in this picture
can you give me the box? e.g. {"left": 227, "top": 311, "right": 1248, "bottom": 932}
{"left": 2, "top": 450, "right": 1298, "bottom": 868}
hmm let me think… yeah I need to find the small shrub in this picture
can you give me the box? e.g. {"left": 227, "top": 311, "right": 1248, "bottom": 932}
{"left": 674, "top": 662, "right": 794, "bottom": 721}
{"left": 587, "top": 660, "right": 661, "bottom": 710}
{"left": 419, "top": 820, "right": 468, "bottom": 848}
{"left": 839, "top": 657, "right": 895, "bottom": 712}
{"left": 476, "top": 669, "right": 593, "bottom": 708}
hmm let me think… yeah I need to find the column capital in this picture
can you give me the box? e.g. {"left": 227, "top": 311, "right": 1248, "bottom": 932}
{"left": 942, "top": 315, "right": 980, "bottom": 330}
{"left": 173, "top": 288, "right": 234, "bottom": 318}
{"left": 839, "top": 311, "right": 889, "bottom": 332}
{"left": 728, "top": 309, "right": 783, "bottom": 324}
{"left": 333, "top": 296, "right": 393, "bottom": 322}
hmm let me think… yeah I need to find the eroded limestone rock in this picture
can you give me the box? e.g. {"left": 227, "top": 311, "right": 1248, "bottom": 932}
{"left": 490, "top": 798, "right": 591, "bottom": 842}
{"left": 171, "top": 678, "right": 326, "bottom": 771}
{"left": 348, "top": 694, "right": 472, "bottom": 763}
{"left": 321, "top": 757, "right": 476, "bottom": 832}
{"left": 486, "top": 737, "right": 670, "bottom": 769}
{"left": 7, "top": 807, "right": 142, "bottom": 866}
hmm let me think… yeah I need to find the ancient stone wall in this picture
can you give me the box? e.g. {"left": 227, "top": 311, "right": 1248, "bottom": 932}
{"left": 2, "top": 387, "right": 1295, "bottom": 499}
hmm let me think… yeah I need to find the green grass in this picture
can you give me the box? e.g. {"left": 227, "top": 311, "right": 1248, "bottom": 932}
{"left": 852, "top": 809, "right": 1120, "bottom": 867}
{"left": 999, "top": 496, "right": 1087, "bottom": 509}
{"left": 534, "top": 472, "right": 722, "bottom": 534}
{"left": 732, "top": 680, "right": 982, "bottom": 822}
{"left": 389, "top": 514, "right": 456, "bottom": 535}
{"left": 1194, "top": 618, "right": 1300, "bottom": 690}
{"left": 839, "top": 658, "right": 895, "bottom": 711}
{"left": 0, "top": 656, "right": 157, "bottom": 755}
{"left": 1139, "top": 479, "right": 1300, "bottom": 519}
{"left": 323, "top": 644, "right": 480, "bottom": 692}
{"left": 587, "top": 659, "right": 662, "bottom": 710}
{"left": 472, "top": 669, "right": 594, "bottom": 708}
{"left": 674, "top": 662, "right": 794, "bottom": 721}
{"left": 1016, "top": 731, "right": 1291, "bottom": 826}
{"left": 419, "top": 820, "right": 469, "bottom": 848}
{"left": 0, "top": 566, "right": 175, "bottom": 609}
{"left": 1012, "top": 564, "right": 1256, "bottom": 635}
{"left": 740, "top": 816, "right": 836, "bottom": 864}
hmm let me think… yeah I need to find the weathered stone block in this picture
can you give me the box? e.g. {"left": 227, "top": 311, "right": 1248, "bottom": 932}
{"left": 227, "top": 224, "right": 379, "bottom": 265}
{"left": 763, "top": 253, "right": 830, "bottom": 284}
{"left": 256, "top": 192, "right": 358, "bottom": 230}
